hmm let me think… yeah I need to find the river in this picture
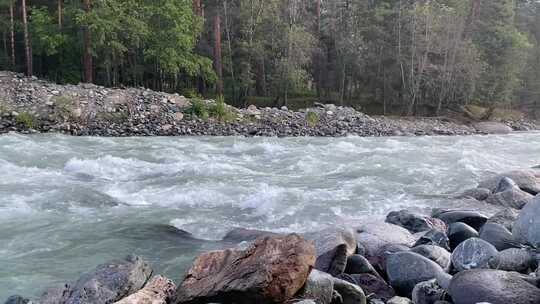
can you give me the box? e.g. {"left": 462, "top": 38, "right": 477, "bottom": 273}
{"left": 1, "top": 132, "right": 539, "bottom": 300}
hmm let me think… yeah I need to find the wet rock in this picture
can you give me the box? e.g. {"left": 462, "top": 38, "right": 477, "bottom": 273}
{"left": 303, "top": 228, "right": 357, "bottom": 276}
{"left": 459, "top": 188, "right": 491, "bottom": 201}
{"left": 513, "top": 195, "right": 540, "bottom": 248}
{"left": 474, "top": 121, "right": 512, "bottom": 134}
{"left": 344, "top": 273, "right": 395, "bottom": 302}
{"left": 487, "top": 208, "right": 519, "bottom": 231}
{"left": 447, "top": 222, "right": 478, "bottom": 250}
{"left": 485, "top": 178, "right": 533, "bottom": 209}
{"left": 386, "top": 296, "right": 412, "bottom": 304}
{"left": 40, "top": 255, "right": 152, "bottom": 304}
{"left": 368, "top": 244, "right": 410, "bottom": 276}
{"left": 222, "top": 227, "right": 278, "bottom": 243}
{"left": 344, "top": 255, "right": 379, "bottom": 277}
{"left": 175, "top": 234, "right": 316, "bottom": 304}
{"left": 331, "top": 278, "right": 366, "bottom": 304}
{"left": 478, "top": 170, "right": 540, "bottom": 195}
{"left": 356, "top": 222, "right": 415, "bottom": 258}
{"left": 114, "top": 276, "right": 176, "bottom": 304}
{"left": 489, "top": 248, "right": 537, "bottom": 273}
{"left": 479, "top": 222, "right": 517, "bottom": 251}
{"left": 449, "top": 269, "right": 540, "bottom": 304}
{"left": 411, "top": 245, "right": 451, "bottom": 271}
{"left": 414, "top": 229, "right": 450, "bottom": 251}
{"left": 386, "top": 251, "right": 446, "bottom": 297}
{"left": 451, "top": 238, "right": 498, "bottom": 272}
{"left": 296, "top": 270, "right": 334, "bottom": 304}
{"left": 3, "top": 296, "right": 32, "bottom": 304}
{"left": 411, "top": 279, "right": 446, "bottom": 304}
{"left": 294, "top": 300, "right": 316, "bottom": 304}
{"left": 386, "top": 210, "right": 447, "bottom": 233}
{"left": 432, "top": 209, "right": 488, "bottom": 231}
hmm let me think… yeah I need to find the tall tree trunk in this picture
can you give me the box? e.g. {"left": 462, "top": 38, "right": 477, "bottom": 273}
{"left": 193, "top": 0, "right": 202, "bottom": 17}
{"left": 21, "top": 0, "right": 32, "bottom": 76}
{"left": 223, "top": 0, "right": 237, "bottom": 102}
{"left": 213, "top": 13, "right": 223, "bottom": 95}
{"left": 315, "top": 0, "right": 323, "bottom": 99}
{"left": 58, "top": 0, "right": 63, "bottom": 29}
{"left": 9, "top": 0, "right": 15, "bottom": 69}
{"left": 83, "top": 0, "right": 93, "bottom": 83}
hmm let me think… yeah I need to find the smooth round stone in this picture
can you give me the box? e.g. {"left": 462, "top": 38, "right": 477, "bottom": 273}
{"left": 331, "top": 277, "right": 367, "bottom": 304}
{"left": 489, "top": 248, "right": 536, "bottom": 273}
{"left": 513, "top": 195, "right": 540, "bottom": 248}
{"left": 356, "top": 222, "right": 415, "bottom": 257}
{"left": 344, "top": 255, "right": 378, "bottom": 277}
{"left": 414, "top": 229, "right": 450, "bottom": 251}
{"left": 487, "top": 208, "right": 519, "bottom": 231}
{"left": 479, "top": 222, "right": 517, "bottom": 251}
{"left": 386, "top": 210, "right": 446, "bottom": 233}
{"left": 451, "top": 238, "right": 498, "bottom": 272}
{"left": 297, "top": 269, "right": 334, "bottom": 304}
{"left": 411, "top": 245, "right": 451, "bottom": 271}
{"left": 449, "top": 269, "right": 540, "bottom": 304}
{"left": 412, "top": 279, "right": 446, "bottom": 304}
{"left": 386, "top": 251, "right": 445, "bottom": 297}
{"left": 345, "top": 273, "right": 396, "bottom": 302}
{"left": 447, "top": 222, "right": 478, "bottom": 250}
{"left": 433, "top": 210, "right": 488, "bottom": 231}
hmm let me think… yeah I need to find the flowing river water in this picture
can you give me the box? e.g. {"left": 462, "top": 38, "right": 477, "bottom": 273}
{"left": 1, "top": 132, "right": 540, "bottom": 300}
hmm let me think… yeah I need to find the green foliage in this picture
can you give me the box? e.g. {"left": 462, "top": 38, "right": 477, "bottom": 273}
{"left": 188, "top": 98, "right": 209, "bottom": 120}
{"left": 30, "top": 7, "right": 65, "bottom": 57}
{"left": 15, "top": 112, "right": 36, "bottom": 129}
{"left": 52, "top": 95, "right": 78, "bottom": 121}
{"left": 209, "top": 96, "right": 235, "bottom": 122}
{"left": 306, "top": 111, "right": 319, "bottom": 127}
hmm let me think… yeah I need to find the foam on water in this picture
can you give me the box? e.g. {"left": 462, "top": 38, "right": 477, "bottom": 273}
{"left": 0, "top": 133, "right": 540, "bottom": 300}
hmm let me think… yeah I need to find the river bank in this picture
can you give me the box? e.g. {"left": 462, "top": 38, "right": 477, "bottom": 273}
{"left": 4, "top": 168, "right": 540, "bottom": 304}
{"left": 1, "top": 71, "right": 538, "bottom": 137}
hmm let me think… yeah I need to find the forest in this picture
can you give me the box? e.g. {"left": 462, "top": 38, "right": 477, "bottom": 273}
{"left": 1, "top": 0, "right": 540, "bottom": 116}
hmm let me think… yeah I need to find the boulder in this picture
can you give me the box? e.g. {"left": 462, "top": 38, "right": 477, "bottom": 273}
{"left": 386, "top": 251, "right": 446, "bottom": 297}
{"left": 114, "top": 276, "right": 176, "bottom": 304}
{"left": 487, "top": 208, "right": 519, "bottom": 231}
{"left": 344, "top": 255, "right": 379, "bottom": 277}
{"left": 340, "top": 273, "right": 395, "bottom": 302}
{"left": 3, "top": 296, "right": 31, "bottom": 304}
{"left": 411, "top": 245, "right": 451, "bottom": 271}
{"left": 485, "top": 178, "right": 533, "bottom": 209}
{"left": 175, "top": 234, "right": 316, "bottom": 304}
{"left": 479, "top": 222, "right": 517, "bottom": 251}
{"left": 411, "top": 279, "right": 446, "bottom": 304}
{"left": 386, "top": 210, "right": 446, "bottom": 233}
{"left": 356, "top": 222, "right": 415, "bottom": 258}
{"left": 447, "top": 222, "right": 478, "bottom": 250}
{"left": 414, "top": 229, "right": 450, "bottom": 251}
{"left": 386, "top": 296, "right": 412, "bottom": 304}
{"left": 474, "top": 121, "right": 512, "bottom": 134}
{"left": 513, "top": 195, "right": 540, "bottom": 248}
{"left": 458, "top": 188, "right": 491, "bottom": 201}
{"left": 222, "top": 228, "right": 278, "bottom": 243}
{"left": 39, "top": 255, "right": 152, "bottom": 304}
{"left": 303, "top": 228, "right": 357, "bottom": 276}
{"left": 489, "top": 248, "right": 537, "bottom": 273}
{"left": 449, "top": 269, "right": 540, "bottom": 304}
{"left": 478, "top": 170, "right": 540, "bottom": 195}
{"left": 331, "top": 278, "right": 366, "bottom": 304}
{"left": 368, "top": 244, "right": 410, "bottom": 276}
{"left": 296, "top": 270, "right": 334, "bottom": 304}
{"left": 451, "top": 238, "right": 498, "bottom": 272}
{"left": 432, "top": 210, "right": 487, "bottom": 231}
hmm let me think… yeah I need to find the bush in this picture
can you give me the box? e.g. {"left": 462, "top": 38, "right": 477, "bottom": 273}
{"left": 209, "top": 95, "right": 235, "bottom": 122}
{"left": 188, "top": 98, "right": 209, "bottom": 120}
{"left": 16, "top": 112, "right": 37, "bottom": 129}
{"left": 52, "top": 95, "right": 76, "bottom": 121}
{"left": 306, "top": 111, "right": 319, "bottom": 127}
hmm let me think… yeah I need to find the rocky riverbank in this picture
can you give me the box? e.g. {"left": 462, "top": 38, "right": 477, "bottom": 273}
{"left": 1, "top": 71, "right": 538, "bottom": 137}
{"left": 5, "top": 168, "right": 540, "bottom": 304}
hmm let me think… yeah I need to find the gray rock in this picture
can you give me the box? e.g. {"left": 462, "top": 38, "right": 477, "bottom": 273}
{"left": 40, "top": 255, "right": 152, "bottom": 304}
{"left": 479, "top": 170, "right": 540, "bottom": 195}
{"left": 485, "top": 178, "right": 533, "bottom": 209}
{"left": 222, "top": 228, "right": 278, "bottom": 243}
{"left": 368, "top": 244, "right": 410, "bottom": 275}
{"left": 386, "top": 251, "right": 446, "bottom": 297}
{"left": 474, "top": 122, "right": 512, "bottom": 134}
{"left": 459, "top": 188, "right": 491, "bottom": 201}
{"left": 488, "top": 208, "right": 519, "bottom": 231}
{"left": 513, "top": 195, "right": 540, "bottom": 248}
{"left": 411, "top": 279, "right": 446, "bottom": 304}
{"left": 114, "top": 275, "right": 176, "bottom": 304}
{"left": 479, "top": 222, "right": 518, "bottom": 251}
{"left": 411, "top": 245, "right": 451, "bottom": 271}
{"left": 448, "top": 222, "right": 478, "bottom": 250}
{"left": 433, "top": 210, "right": 488, "bottom": 231}
{"left": 331, "top": 278, "right": 367, "bottom": 304}
{"left": 297, "top": 270, "right": 334, "bottom": 304}
{"left": 451, "top": 238, "right": 498, "bottom": 272}
{"left": 386, "top": 210, "right": 447, "bottom": 233}
{"left": 344, "top": 255, "right": 379, "bottom": 277}
{"left": 356, "top": 222, "right": 415, "bottom": 258}
{"left": 341, "top": 273, "right": 395, "bottom": 302}
{"left": 414, "top": 229, "right": 450, "bottom": 251}
{"left": 449, "top": 269, "right": 540, "bottom": 304}
{"left": 386, "top": 296, "right": 412, "bottom": 304}
{"left": 489, "top": 248, "right": 537, "bottom": 273}
{"left": 303, "top": 228, "right": 357, "bottom": 276}
{"left": 3, "top": 296, "right": 32, "bottom": 304}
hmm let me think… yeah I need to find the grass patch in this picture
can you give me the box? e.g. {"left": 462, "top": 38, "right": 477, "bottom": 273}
{"left": 188, "top": 97, "right": 209, "bottom": 120}
{"left": 209, "top": 96, "right": 235, "bottom": 122}
{"left": 306, "top": 111, "right": 319, "bottom": 127}
{"left": 15, "top": 112, "right": 37, "bottom": 129}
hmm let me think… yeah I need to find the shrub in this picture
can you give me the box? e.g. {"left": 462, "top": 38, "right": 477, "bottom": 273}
{"left": 306, "top": 111, "right": 319, "bottom": 127}
{"left": 16, "top": 112, "right": 37, "bottom": 129}
{"left": 52, "top": 95, "right": 76, "bottom": 121}
{"left": 209, "top": 95, "right": 235, "bottom": 122}
{"left": 188, "top": 97, "right": 209, "bottom": 120}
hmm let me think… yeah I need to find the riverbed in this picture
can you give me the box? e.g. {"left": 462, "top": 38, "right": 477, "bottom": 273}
{"left": 1, "top": 132, "right": 539, "bottom": 300}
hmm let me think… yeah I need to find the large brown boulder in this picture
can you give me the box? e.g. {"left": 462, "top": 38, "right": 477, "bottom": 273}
{"left": 175, "top": 234, "right": 316, "bottom": 304}
{"left": 115, "top": 276, "right": 176, "bottom": 304}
